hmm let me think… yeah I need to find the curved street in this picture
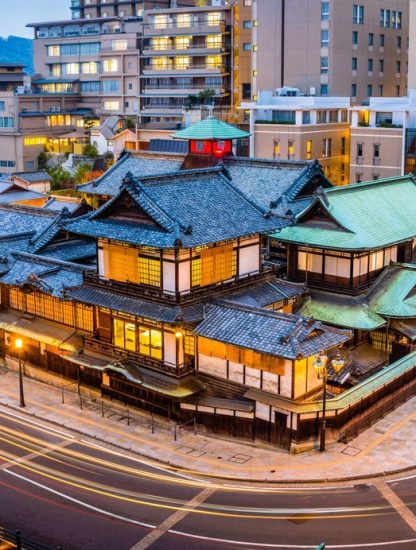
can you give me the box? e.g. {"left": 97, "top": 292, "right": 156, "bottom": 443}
{"left": 0, "top": 408, "right": 416, "bottom": 550}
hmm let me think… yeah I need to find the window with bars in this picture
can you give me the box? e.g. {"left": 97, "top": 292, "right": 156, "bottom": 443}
{"left": 185, "top": 333, "right": 195, "bottom": 357}
{"left": 191, "top": 245, "right": 237, "bottom": 287}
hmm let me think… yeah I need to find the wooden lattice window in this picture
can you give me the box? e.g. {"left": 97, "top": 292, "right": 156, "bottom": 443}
{"left": 138, "top": 256, "right": 161, "bottom": 287}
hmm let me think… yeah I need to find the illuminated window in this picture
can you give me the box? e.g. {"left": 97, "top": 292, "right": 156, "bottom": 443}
{"left": 176, "top": 13, "right": 190, "bottom": 28}
{"left": 47, "top": 45, "right": 60, "bottom": 56}
{"left": 47, "top": 115, "right": 71, "bottom": 126}
{"left": 191, "top": 257, "right": 201, "bottom": 287}
{"left": 103, "top": 59, "right": 118, "bottom": 72}
{"left": 139, "top": 327, "right": 162, "bottom": 359}
{"left": 306, "top": 139, "right": 312, "bottom": 160}
{"left": 104, "top": 100, "right": 120, "bottom": 111}
{"left": 154, "top": 14, "right": 168, "bottom": 29}
{"left": 138, "top": 256, "right": 161, "bottom": 287}
{"left": 51, "top": 65, "right": 61, "bottom": 76}
{"left": 206, "top": 35, "right": 222, "bottom": 48}
{"left": 192, "top": 244, "right": 236, "bottom": 287}
{"left": 175, "top": 56, "right": 190, "bottom": 70}
{"left": 273, "top": 139, "right": 280, "bottom": 159}
{"left": 152, "top": 57, "right": 170, "bottom": 70}
{"left": 207, "top": 55, "right": 222, "bottom": 69}
{"left": 153, "top": 37, "right": 171, "bottom": 50}
{"left": 110, "top": 39, "right": 128, "bottom": 51}
{"left": 82, "top": 62, "right": 98, "bottom": 74}
{"left": 62, "top": 63, "right": 80, "bottom": 75}
{"left": 24, "top": 137, "right": 47, "bottom": 146}
{"left": 175, "top": 36, "right": 190, "bottom": 50}
{"left": 207, "top": 12, "right": 221, "bottom": 26}
{"left": 288, "top": 139, "right": 295, "bottom": 159}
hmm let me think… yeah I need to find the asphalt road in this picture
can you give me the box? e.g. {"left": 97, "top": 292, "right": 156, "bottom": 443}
{"left": 0, "top": 406, "right": 415, "bottom": 550}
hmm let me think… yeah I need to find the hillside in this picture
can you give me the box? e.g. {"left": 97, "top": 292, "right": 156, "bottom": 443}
{"left": 0, "top": 36, "right": 33, "bottom": 73}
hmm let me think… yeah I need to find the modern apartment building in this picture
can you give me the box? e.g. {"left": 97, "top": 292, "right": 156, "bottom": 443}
{"left": 249, "top": 0, "right": 409, "bottom": 103}
{"left": 242, "top": 91, "right": 351, "bottom": 184}
{"left": 0, "top": 67, "right": 91, "bottom": 174}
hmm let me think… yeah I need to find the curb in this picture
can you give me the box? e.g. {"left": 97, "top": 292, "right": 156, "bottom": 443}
{"left": 1, "top": 399, "right": 416, "bottom": 486}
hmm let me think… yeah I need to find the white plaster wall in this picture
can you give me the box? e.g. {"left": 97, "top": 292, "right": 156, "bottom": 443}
{"left": 198, "top": 353, "right": 227, "bottom": 378}
{"left": 163, "top": 332, "right": 176, "bottom": 366}
{"left": 162, "top": 261, "right": 176, "bottom": 293}
{"left": 239, "top": 245, "right": 260, "bottom": 276}
{"left": 245, "top": 365, "right": 261, "bottom": 388}
{"left": 262, "top": 371, "right": 279, "bottom": 394}
{"left": 255, "top": 402, "right": 270, "bottom": 421}
{"left": 228, "top": 361, "right": 244, "bottom": 384}
{"left": 279, "top": 362, "right": 293, "bottom": 398}
{"left": 97, "top": 248, "right": 105, "bottom": 278}
{"left": 178, "top": 261, "right": 191, "bottom": 293}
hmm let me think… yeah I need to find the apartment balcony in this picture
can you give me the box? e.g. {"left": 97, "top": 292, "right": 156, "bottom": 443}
{"left": 142, "top": 45, "right": 227, "bottom": 57}
{"left": 142, "top": 64, "right": 229, "bottom": 77}
{"left": 144, "top": 22, "right": 226, "bottom": 38}
{"left": 141, "top": 86, "right": 227, "bottom": 97}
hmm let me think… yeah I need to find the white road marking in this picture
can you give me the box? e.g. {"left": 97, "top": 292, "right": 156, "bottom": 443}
{"left": 375, "top": 480, "right": 416, "bottom": 532}
{"left": 130, "top": 487, "right": 215, "bottom": 550}
{"left": 168, "top": 530, "right": 416, "bottom": 548}
{"left": 0, "top": 407, "right": 75, "bottom": 439}
{"left": 3, "top": 469, "right": 155, "bottom": 529}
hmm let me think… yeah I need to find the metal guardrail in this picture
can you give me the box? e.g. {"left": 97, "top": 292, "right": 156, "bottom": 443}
{"left": 0, "top": 527, "right": 60, "bottom": 550}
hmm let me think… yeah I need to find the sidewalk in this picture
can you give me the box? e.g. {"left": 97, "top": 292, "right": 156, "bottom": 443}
{"left": 1, "top": 365, "right": 415, "bottom": 483}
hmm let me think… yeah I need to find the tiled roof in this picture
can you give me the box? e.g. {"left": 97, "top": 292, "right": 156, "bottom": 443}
{"left": 171, "top": 116, "right": 250, "bottom": 140}
{"left": 195, "top": 302, "right": 351, "bottom": 360}
{"left": 77, "top": 152, "right": 183, "bottom": 196}
{"left": 13, "top": 170, "right": 52, "bottom": 183}
{"left": 42, "top": 198, "right": 82, "bottom": 213}
{"left": 40, "top": 240, "right": 97, "bottom": 263}
{"left": 0, "top": 252, "right": 92, "bottom": 298}
{"left": 275, "top": 175, "right": 416, "bottom": 250}
{"left": 29, "top": 210, "right": 71, "bottom": 254}
{"left": 299, "top": 291, "right": 386, "bottom": 331}
{"left": 68, "top": 285, "right": 205, "bottom": 324}
{"left": 298, "top": 263, "right": 416, "bottom": 330}
{"left": 0, "top": 204, "right": 56, "bottom": 240}
{"left": 66, "top": 167, "right": 286, "bottom": 248}
{"left": 222, "top": 158, "right": 331, "bottom": 214}
{"left": 367, "top": 263, "right": 416, "bottom": 318}
{"left": 223, "top": 278, "right": 306, "bottom": 308}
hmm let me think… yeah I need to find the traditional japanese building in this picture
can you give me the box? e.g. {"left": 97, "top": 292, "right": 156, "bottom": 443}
{"left": 0, "top": 119, "right": 415, "bottom": 452}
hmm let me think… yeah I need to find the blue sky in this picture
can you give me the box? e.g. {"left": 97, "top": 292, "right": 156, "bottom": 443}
{"left": 1, "top": 0, "right": 69, "bottom": 38}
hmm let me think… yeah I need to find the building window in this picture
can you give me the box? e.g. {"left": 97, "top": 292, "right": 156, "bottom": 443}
{"left": 329, "top": 110, "right": 338, "bottom": 122}
{"left": 243, "top": 43, "right": 252, "bottom": 51}
{"left": 367, "top": 84, "right": 373, "bottom": 97}
{"left": 243, "top": 20, "right": 252, "bottom": 29}
{"left": 368, "top": 58, "right": 373, "bottom": 72}
{"left": 341, "top": 136, "right": 346, "bottom": 155}
{"left": 380, "top": 9, "right": 390, "bottom": 28}
{"left": 138, "top": 256, "right": 161, "bottom": 287}
{"left": 397, "top": 36, "right": 402, "bottom": 49}
{"left": 379, "top": 59, "right": 384, "bottom": 72}
{"left": 368, "top": 33, "right": 374, "bottom": 46}
{"left": 24, "top": 137, "right": 47, "bottom": 146}
{"left": 317, "top": 110, "right": 327, "bottom": 124}
{"left": 321, "top": 29, "right": 329, "bottom": 48}
{"left": 357, "top": 142, "right": 364, "bottom": 158}
{"left": 373, "top": 143, "right": 380, "bottom": 163}
{"left": 242, "top": 83, "right": 251, "bottom": 100}
{"left": 352, "top": 57, "right": 358, "bottom": 71}
{"left": 322, "top": 138, "right": 332, "bottom": 158}
{"left": 320, "top": 56, "right": 329, "bottom": 74}
{"left": 306, "top": 140, "right": 312, "bottom": 160}
{"left": 102, "top": 80, "right": 119, "bottom": 92}
{"left": 302, "top": 111, "right": 311, "bottom": 124}
{"left": 104, "top": 101, "right": 120, "bottom": 111}
{"left": 271, "top": 110, "right": 295, "bottom": 124}
{"left": 288, "top": 140, "right": 295, "bottom": 159}
{"left": 352, "top": 31, "right": 358, "bottom": 45}
{"left": 396, "top": 85, "right": 401, "bottom": 96}
{"left": 396, "top": 61, "right": 401, "bottom": 74}
{"left": 379, "top": 34, "right": 385, "bottom": 48}
{"left": 102, "top": 59, "right": 118, "bottom": 72}
{"left": 273, "top": 139, "right": 280, "bottom": 159}
{"left": 0, "top": 117, "right": 14, "bottom": 128}
{"left": 320, "top": 84, "right": 328, "bottom": 96}
{"left": 379, "top": 85, "right": 384, "bottom": 96}
{"left": 353, "top": 5, "right": 364, "bottom": 24}
{"left": 321, "top": 2, "right": 330, "bottom": 21}
{"left": 392, "top": 10, "right": 402, "bottom": 29}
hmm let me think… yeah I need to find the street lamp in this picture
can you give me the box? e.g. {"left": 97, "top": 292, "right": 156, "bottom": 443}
{"left": 313, "top": 350, "right": 345, "bottom": 452}
{"left": 15, "top": 338, "right": 25, "bottom": 408}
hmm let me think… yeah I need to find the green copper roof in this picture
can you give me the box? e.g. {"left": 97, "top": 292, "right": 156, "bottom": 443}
{"left": 273, "top": 175, "right": 416, "bottom": 250}
{"left": 367, "top": 263, "right": 416, "bottom": 318}
{"left": 298, "top": 263, "right": 416, "bottom": 331}
{"left": 299, "top": 291, "right": 386, "bottom": 331}
{"left": 172, "top": 116, "right": 250, "bottom": 141}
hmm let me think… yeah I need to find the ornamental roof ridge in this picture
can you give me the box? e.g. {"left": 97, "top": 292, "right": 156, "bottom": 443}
{"left": 10, "top": 251, "right": 95, "bottom": 273}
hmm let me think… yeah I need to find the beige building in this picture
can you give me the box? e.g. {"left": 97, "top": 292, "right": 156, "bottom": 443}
{"left": 249, "top": 0, "right": 409, "bottom": 104}
{"left": 243, "top": 91, "right": 351, "bottom": 184}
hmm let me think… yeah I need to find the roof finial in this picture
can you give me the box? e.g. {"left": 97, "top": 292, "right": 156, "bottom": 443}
{"left": 207, "top": 102, "right": 215, "bottom": 118}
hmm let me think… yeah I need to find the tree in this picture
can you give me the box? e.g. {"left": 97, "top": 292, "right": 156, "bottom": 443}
{"left": 198, "top": 88, "right": 215, "bottom": 105}
{"left": 47, "top": 166, "right": 74, "bottom": 191}
{"left": 82, "top": 143, "right": 99, "bottom": 158}
{"left": 83, "top": 115, "right": 99, "bottom": 143}
{"left": 74, "top": 163, "right": 91, "bottom": 184}
{"left": 38, "top": 151, "right": 49, "bottom": 170}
